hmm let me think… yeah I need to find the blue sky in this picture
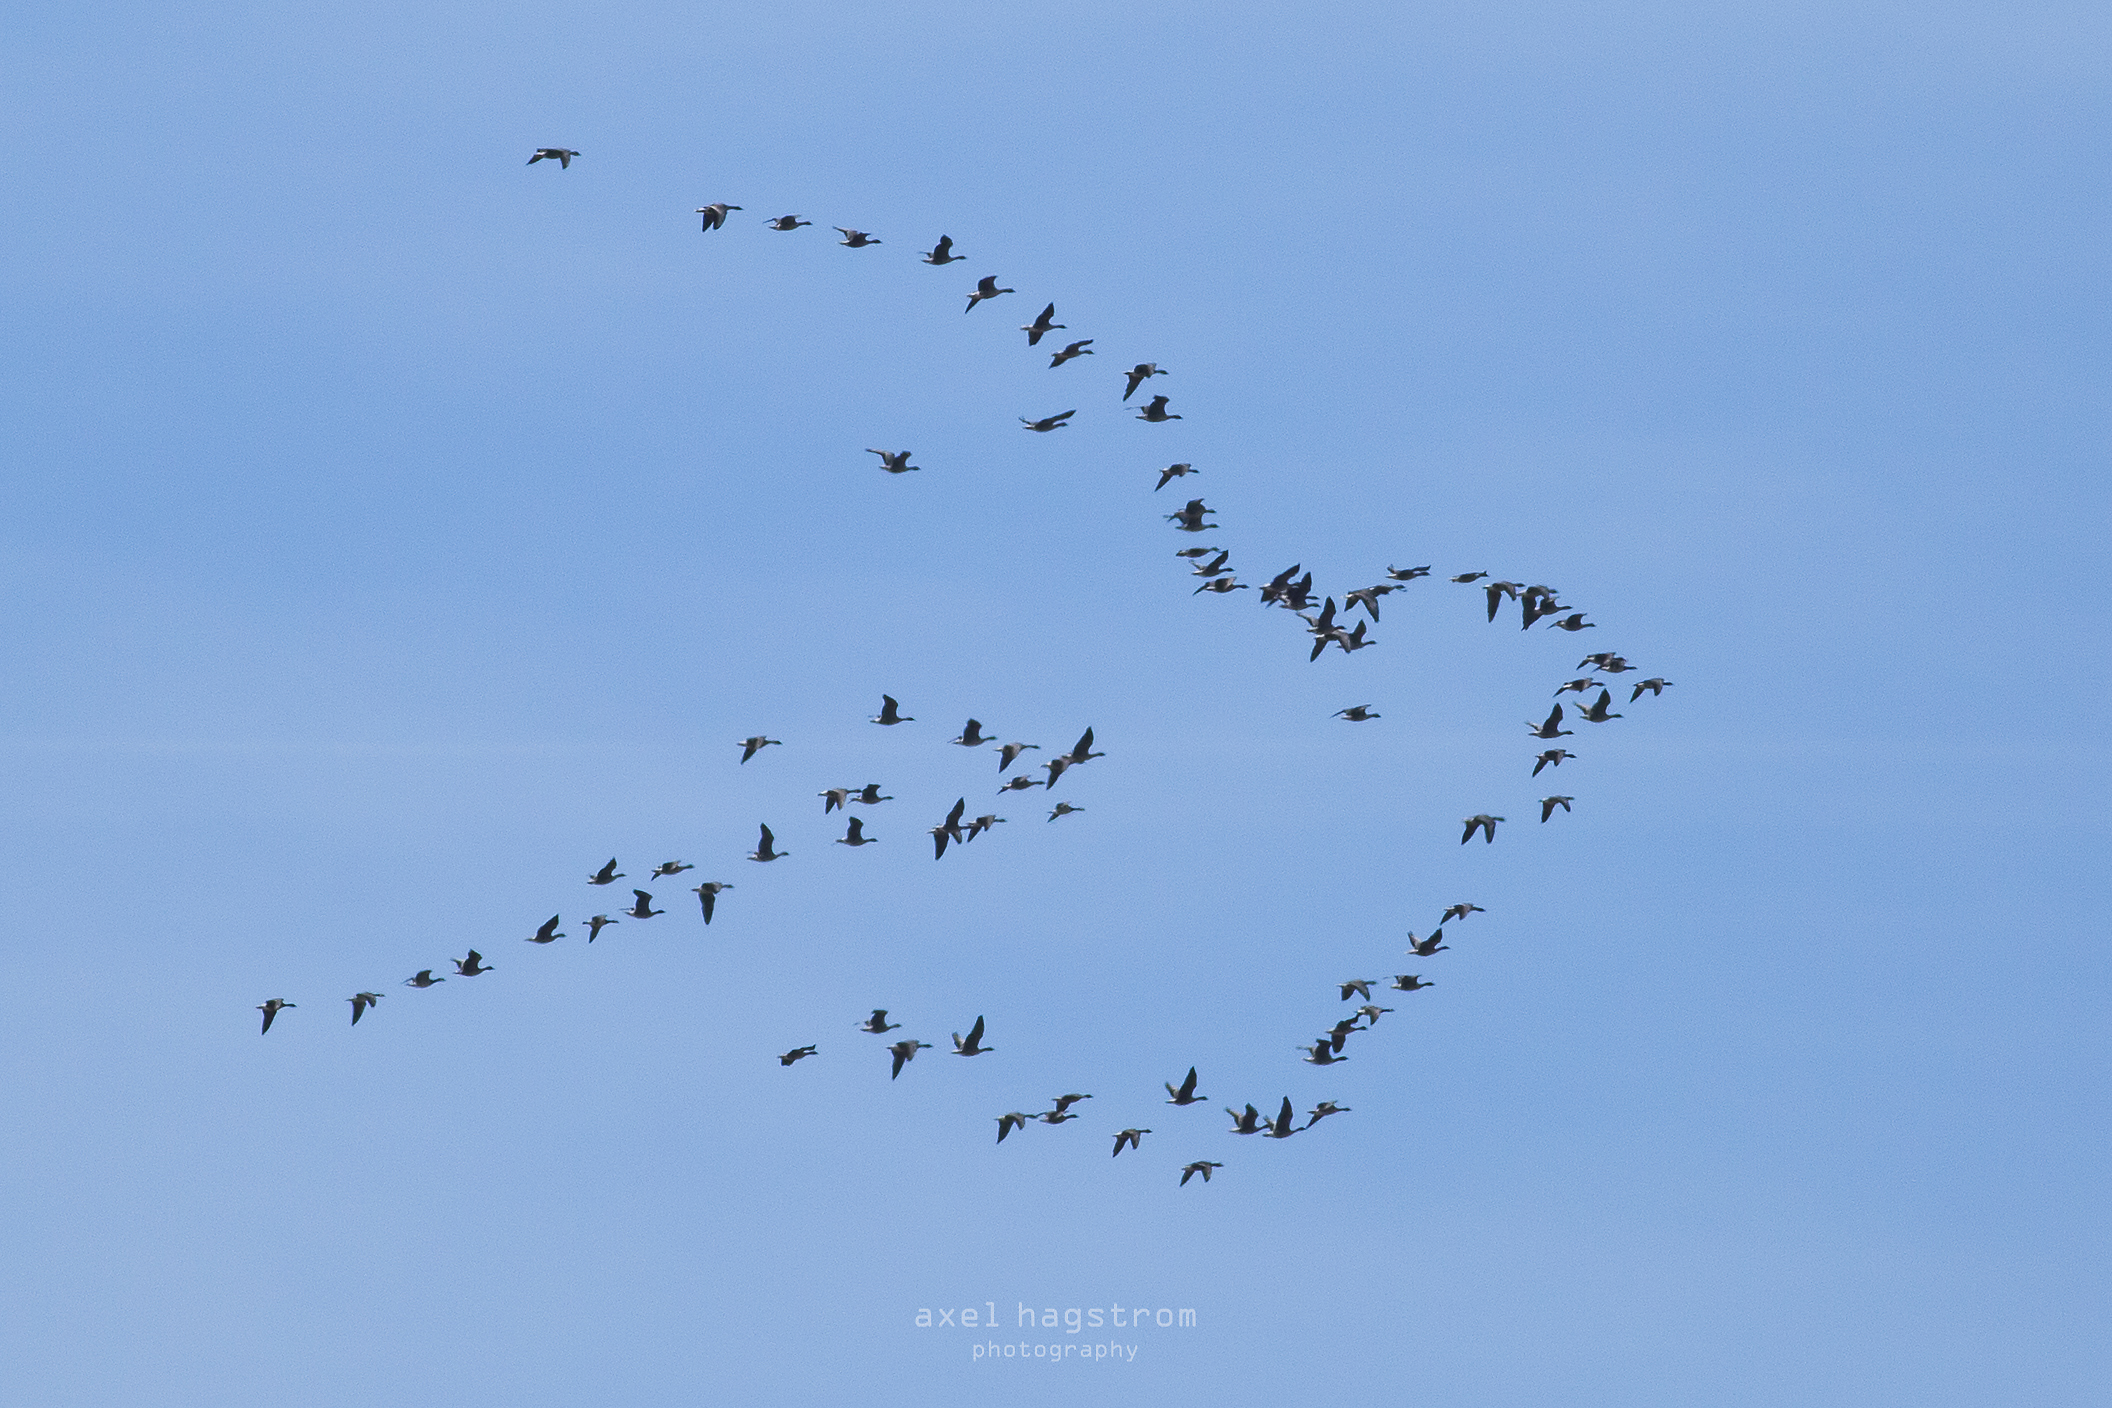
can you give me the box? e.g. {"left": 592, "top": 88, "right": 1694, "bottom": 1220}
{"left": 2, "top": 2, "right": 2107, "bottom": 1404}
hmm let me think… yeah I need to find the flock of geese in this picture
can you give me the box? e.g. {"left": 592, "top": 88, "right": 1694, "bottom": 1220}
{"left": 251, "top": 152, "right": 1675, "bottom": 1188}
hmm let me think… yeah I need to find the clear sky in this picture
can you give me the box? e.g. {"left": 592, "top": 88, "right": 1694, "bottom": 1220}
{"left": 2, "top": 2, "right": 2107, "bottom": 1405}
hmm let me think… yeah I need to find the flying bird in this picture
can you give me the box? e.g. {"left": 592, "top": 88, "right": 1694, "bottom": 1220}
{"left": 1339, "top": 979, "right": 1373, "bottom": 1001}
{"left": 1048, "top": 802, "right": 1084, "bottom": 821}
{"left": 1135, "top": 394, "right": 1181, "bottom": 422}
{"left": 1461, "top": 815, "right": 1503, "bottom": 845}
{"left": 747, "top": 825, "right": 787, "bottom": 863}
{"left": 963, "top": 814, "right": 1005, "bottom": 842}
{"left": 887, "top": 1040, "right": 932, "bottom": 1078}
{"left": 1165, "top": 498, "right": 1214, "bottom": 531}
{"left": 1048, "top": 340, "right": 1094, "bottom": 367}
{"left": 1540, "top": 795, "right": 1574, "bottom": 822}
{"left": 1264, "top": 1097, "right": 1301, "bottom": 1138}
{"left": 651, "top": 861, "right": 693, "bottom": 879}
{"left": 588, "top": 858, "right": 624, "bottom": 886}
{"left": 627, "top": 890, "right": 662, "bottom": 919}
{"left": 1020, "top": 410, "right": 1076, "bottom": 432}
{"left": 586, "top": 914, "right": 618, "bottom": 941}
{"left": 1048, "top": 1093, "right": 1092, "bottom": 1115}
{"left": 452, "top": 950, "right": 493, "bottom": 977}
{"left": 965, "top": 275, "right": 1014, "bottom": 313}
{"left": 1391, "top": 974, "right": 1434, "bottom": 992}
{"left": 1112, "top": 1128, "right": 1152, "bottom": 1157}
{"left": 1335, "top": 705, "right": 1379, "bottom": 722}
{"left": 695, "top": 202, "right": 741, "bottom": 231}
{"left": 1180, "top": 1161, "right": 1223, "bottom": 1186}
{"left": 834, "top": 228, "right": 880, "bottom": 247}
{"left": 951, "top": 1015, "right": 994, "bottom": 1056}
{"left": 1579, "top": 689, "right": 1623, "bottom": 723}
{"left": 997, "top": 742, "right": 1040, "bottom": 772}
{"left": 1407, "top": 930, "right": 1450, "bottom": 957}
{"left": 257, "top": 998, "right": 294, "bottom": 1033}
{"left": 1451, "top": 571, "right": 1488, "bottom": 583}
{"left": 691, "top": 881, "right": 731, "bottom": 924}
{"left": 766, "top": 215, "right": 811, "bottom": 230}
{"left": 999, "top": 775, "right": 1040, "bottom": 793}
{"left": 1122, "top": 363, "right": 1167, "bottom": 400}
{"left": 1631, "top": 677, "right": 1674, "bottom": 700}
{"left": 837, "top": 816, "right": 877, "bottom": 846}
{"left": 779, "top": 1046, "right": 818, "bottom": 1067}
{"left": 1532, "top": 748, "right": 1576, "bottom": 776}
{"left": 921, "top": 235, "right": 963, "bottom": 264}
{"left": 1386, "top": 565, "right": 1431, "bottom": 581}
{"left": 1528, "top": 705, "right": 1573, "bottom": 740}
{"left": 527, "top": 148, "right": 577, "bottom": 167}
{"left": 527, "top": 915, "right": 564, "bottom": 944}
{"left": 1227, "top": 1104, "right": 1265, "bottom": 1135}
{"left": 404, "top": 970, "right": 444, "bottom": 988}
{"left": 852, "top": 783, "right": 893, "bottom": 805}
{"left": 951, "top": 719, "right": 994, "bottom": 748}
{"left": 739, "top": 735, "right": 781, "bottom": 763}
{"left": 866, "top": 448, "right": 919, "bottom": 474}
{"left": 859, "top": 1010, "right": 900, "bottom": 1034}
{"left": 1441, "top": 904, "right": 1485, "bottom": 923}
{"left": 1165, "top": 1067, "right": 1206, "bottom": 1105}
{"left": 820, "top": 787, "right": 851, "bottom": 814}
{"left": 997, "top": 1112, "right": 1031, "bottom": 1143}
{"left": 1019, "top": 303, "right": 1063, "bottom": 344}
{"left": 1305, "top": 1102, "right": 1351, "bottom": 1128}
{"left": 870, "top": 695, "right": 913, "bottom": 725}
{"left": 1155, "top": 463, "right": 1196, "bottom": 490}
{"left": 348, "top": 992, "right": 381, "bottom": 1025}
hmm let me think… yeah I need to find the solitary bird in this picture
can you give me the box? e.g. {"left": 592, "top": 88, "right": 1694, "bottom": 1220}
{"left": 527, "top": 148, "right": 577, "bottom": 167}
{"left": 965, "top": 275, "right": 1014, "bottom": 313}
{"left": 921, "top": 235, "right": 963, "bottom": 264}
{"left": 348, "top": 992, "right": 381, "bottom": 1025}
{"left": 1048, "top": 802, "right": 1084, "bottom": 821}
{"left": 1122, "top": 363, "right": 1167, "bottom": 400}
{"left": 766, "top": 215, "right": 811, "bottom": 231}
{"left": 404, "top": 970, "right": 445, "bottom": 988}
{"left": 997, "top": 741, "right": 1040, "bottom": 772}
{"left": 739, "top": 735, "right": 781, "bottom": 763}
{"left": 1227, "top": 1104, "right": 1265, "bottom": 1135}
{"left": 951, "top": 719, "right": 994, "bottom": 748}
{"left": 588, "top": 858, "right": 624, "bottom": 886}
{"left": 527, "top": 915, "right": 564, "bottom": 944}
{"left": 1407, "top": 930, "right": 1450, "bottom": 957}
{"left": 1155, "top": 463, "right": 1196, "bottom": 491}
{"left": 1631, "top": 677, "right": 1674, "bottom": 701}
{"left": 747, "top": 825, "right": 787, "bottom": 863}
{"left": 866, "top": 448, "right": 919, "bottom": 474}
{"left": 859, "top": 1010, "right": 901, "bottom": 1034}
{"left": 837, "top": 816, "right": 877, "bottom": 847}
{"left": 627, "top": 890, "right": 662, "bottom": 919}
{"left": 1019, "top": 303, "right": 1063, "bottom": 344}
{"left": 1335, "top": 705, "right": 1379, "bottom": 722}
{"left": 691, "top": 881, "right": 731, "bottom": 924}
{"left": 1112, "top": 1128, "right": 1152, "bottom": 1157}
{"left": 257, "top": 998, "right": 294, "bottom": 1033}
{"left": 779, "top": 1046, "right": 818, "bottom": 1067}
{"left": 1461, "top": 813, "right": 1504, "bottom": 845}
{"left": 1179, "top": 1161, "right": 1223, "bottom": 1186}
{"left": 1540, "top": 795, "right": 1574, "bottom": 822}
{"left": 870, "top": 695, "right": 913, "bottom": 725}
{"left": 834, "top": 227, "right": 880, "bottom": 247}
{"left": 452, "top": 950, "right": 493, "bottom": 977}
{"left": 1441, "top": 904, "right": 1485, "bottom": 923}
{"left": 1048, "top": 340, "right": 1094, "bottom": 367}
{"left": 1579, "top": 689, "right": 1623, "bottom": 723}
{"left": 1391, "top": 974, "right": 1434, "bottom": 992}
{"left": 1135, "top": 394, "right": 1181, "bottom": 422}
{"left": 1528, "top": 705, "right": 1574, "bottom": 740}
{"left": 695, "top": 202, "right": 741, "bottom": 231}
{"left": 1532, "top": 748, "right": 1576, "bottom": 776}
{"left": 997, "top": 1112, "right": 1031, "bottom": 1143}
{"left": 1164, "top": 1067, "right": 1206, "bottom": 1105}
{"left": 887, "top": 1039, "right": 932, "bottom": 1078}
{"left": 1021, "top": 410, "right": 1075, "bottom": 432}
{"left": 951, "top": 1015, "right": 994, "bottom": 1056}
{"left": 586, "top": 914, "right": 618, "bottom": 941}
{"left": 1264, "top": 1098, "right": 1301, "bottom": 1138}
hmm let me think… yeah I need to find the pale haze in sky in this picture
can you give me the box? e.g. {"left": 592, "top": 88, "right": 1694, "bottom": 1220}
{"left": 1, "top": 3, "right": 2107, "bottom": 1405}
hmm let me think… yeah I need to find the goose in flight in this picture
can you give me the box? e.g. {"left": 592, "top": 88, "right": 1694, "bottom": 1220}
{"left": 1630, "top": 677, "right": 1674, "bottom": 700}
{"left": 1164, "top": 1066, "right": 1206, "bottom": 1105}
{"left": 766, "top": 214, "right": 811, "bottom": 231}
{"left": 1048, "top": 1093, "right": 1092, "bottom": 1115}
{"left": 1407, "top": 929, "right": 1450, "bottom": 957}
{"left": 965, "top": 275, "right": 1014, "bottom": 313}
{"left": 859, "top": 1010, "right": 901, "bottom": 1034}
{"left": 1164, "top": 498, "right": 1214, "bottom": 531}
{"left": 747, "top": 825, "right": 787, "bottom": 863}
{"left": 1135, "top": 394, "right": 1181, "bottom": 422}
{"left": 999, "top": 775, "right": 1040, "bottom": 793}
{"left": 1528, "top": 705, "right": 1573, "bottom": 740}
{"left": 527, "top": 915, "right": 564, "bottom": 944}
{"left": 1155, "top": 463, "right": 1196, "bottom": 491}
{"left": 888, "top": 1039, "right": 932, "bottom": 1078}
{"left": 1035, "top": 1109, "right": 1080, "bottom": 1124}
{"left": 951, "top": 719, "right": 994, "bottom": 748}
{"left": 836, "top": 816, "right": 877, "bottom": 846}
{"left": 1451, "top": 571, "right": 1488, "bottom": 583}
{"left": 348, "top": 992, "right": 382, "bottom": 1025}
{"left": 1441, "top": 903, "right": 1485, "bottom": 923}
{"left": 1042, "top": 756, "right": 1071, "bottom": 791}
{"left": 651, "top": 861, "right": 693, "bottom": 879}
{"left": 1550, "top": 613, "right": 1595, "bottom": 632}
{"left": 1194, "top": 577, "right": 1247, "bottom": 595}
{"left": 588, "top": 858, "right": 624, "bottom": 886}
{"left": 997, "top": 1112, "right": 1031, "bottom": 1143}
{"left": 1019, "top": 303, "right": 1063, "bottom": 345}
{"left": 585, "top": 914, "right": 617, "bottom": 941}
{"left": 921, "top": 235, "right": 963, "bottom": 264}
{"left": 1344, "top": 584, "right": 1397, "bottom": 620}
{"left": 257, "top": 998, "right": 294, "bottom": 1033}
{"left": 1355, "top": 1004, "right": 1394, "bottom": 1025}
{"left": 866, "top": 448, "right": 919, "bottom": 474}
{"left": 1190, "top": 551, "right": 1232, "bottom": 579}
{"left": 1580, "top": 652, "right": 1635, "bottom": 674}
{"left": 1020, "top": 410, "right": 1075, "bottom": 432}
{"left": 626, "top": 890, "right": 663, "bottom": 919}
{"left": 834, "top": 227, "right": 880, "bottom": 247}
{"left": 452, "top": 950, "right": 493, "bottom": 977}
{"left": 1122, "top": 363, "right": 1167, "bottom": 400}
{"left": 1532, "top": 748, "right": 1576, "bottom": 776}
{"left": 1180, "top": 1161, "right": 1223, "bottom": 1186}
{"left": 1064, "top": 728, "right": 1103, "bottom": 766}
{"left": 404, "top": 970, "right": 445, "bottom": 988}
{"left": 963, "top": 814, "right": 1005, "bottom": 842}
{"left": 1305, "top": 1102, "right": 1350, "bottom": 1128}
{"left": 1461, "top": 814, "right": 1503, "bottom": 845}
{"left": 1554, "top": 678, "right": 1602, "bottom": 697}
{"left": 1227, "top": 1104, "right": 1265, "bottom": 1135}
{"left": 997, "top": 741, "right": 1040, "bottom": 772}
{"left": 1301, "top": 1040, "right": 1346, "bottom": 1066}
{"left": 691, "top": 881, "right": 731, "bottom": 923}
{"left": 951, "top": 1015, "right": 994, "bottom": 1056}
{"left": 527, "top": 148, "right": 577, "bottom": 167}
{"left": 1111, "top": 1128, "right": 1152, "bottom": 1157}
{"left": 1174, "top": 546, "right": 1219, "bottom": 559}
{"left": 1540, "top": 795, "right": 1574, "bottom": 822}
{"left": 1264, "top": 1097, "right": 1301, "bottom": 1138}
{"left": 870, "top": 695, "right": 912, "bottom": 725}
{"left": 1391, "top": 974, "right": 1434, "bottom": 992}
{"left": 1335, "top": 705, "right": 1379, "bottom": 722}
{"left": 852, "top": 783, "right": 893, "bottom": 805}
{"left": 820, "top": 787, "right": 851, "bottom": 814}
{"left": 1386, "top": 565, "right": 1432, "bottom": 581}
{"left": 739, "top": 735, "right": 781, "bottom": 763}
{"left": 1048, "top": 801, "right": 1084, "bottom": 820}
{"left": 695, "top": 202, "right": 741, "bottom": 231}
{"left": 1484, "top": 581, "right": 1523, "bottom": 622}
{"left": 1579, "top": 689, "right": 1623, "bottom": 723}
{"left": 1048, "top": 340, "right": 1094, "bottom": 367}
{"left": 929, "top": 799, "right": 966, "bottom": 858}
{"left": 779, "top": 1045, "right": 818, "bottom": 1066}
{"left": 1338, "top": 979, "right": 1373, "bottom": 1001}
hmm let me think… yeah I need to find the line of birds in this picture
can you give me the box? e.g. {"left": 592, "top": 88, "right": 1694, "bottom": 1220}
{"left": 249, "top": 151, "right": 1679, "bottom": 1188}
